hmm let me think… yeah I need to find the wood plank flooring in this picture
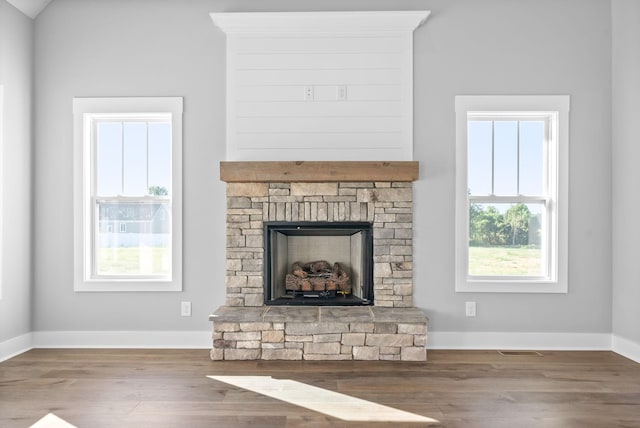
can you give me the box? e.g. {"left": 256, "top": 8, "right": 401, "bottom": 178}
{"left": 1, "top": 349, "right": 639, "bottom": 427}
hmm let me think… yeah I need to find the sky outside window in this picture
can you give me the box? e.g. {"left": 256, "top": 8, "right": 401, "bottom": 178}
{"left": 467, "top": 119, "right": 545, "bottom": 201}
{"left": 97, "top": 120, "right": 171, "bottom": 196}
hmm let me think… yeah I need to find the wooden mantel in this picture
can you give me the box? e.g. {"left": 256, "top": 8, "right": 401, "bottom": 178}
{"left": 219, "top": 161, "right": 419, "bottom": 183}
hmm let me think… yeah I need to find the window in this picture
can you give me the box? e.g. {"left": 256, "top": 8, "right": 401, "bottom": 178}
{"left": 73, "top": 97, "right": 183, "bottom": 291}
{"left": 455, "top": 95, "right": 569, "bottom": 293}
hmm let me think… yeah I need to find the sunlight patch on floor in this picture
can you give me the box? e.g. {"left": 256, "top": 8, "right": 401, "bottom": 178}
{"left": 209, "top": 375, "right": 438, "bottom": 423}
{"left": 30, "top": 413, "right": 77, "bottom": 428}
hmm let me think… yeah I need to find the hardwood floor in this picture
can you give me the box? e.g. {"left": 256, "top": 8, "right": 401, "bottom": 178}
{"left": 1, "top": 349, "right": 639, "bottom": 427}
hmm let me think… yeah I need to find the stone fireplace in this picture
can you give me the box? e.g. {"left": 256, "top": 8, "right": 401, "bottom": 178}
{"left": 209, "top": 10, "right": 430, "bottom": 361}
{"left": 210, "top": 161, "right": 428, "bottom": 361}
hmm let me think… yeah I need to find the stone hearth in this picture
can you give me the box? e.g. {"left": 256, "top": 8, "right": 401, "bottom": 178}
{"left": 211, "top": 306, "right": 427, "bottom": 361}
{"left": 210, "top": 161, "right": 428, "bottom": 361}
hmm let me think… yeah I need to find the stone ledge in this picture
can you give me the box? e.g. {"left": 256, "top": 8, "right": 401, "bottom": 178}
{"left": 209, "top": 305, "right": 428, "bottom": 324}
{"left": 210, "top": 305, "right": 428, "bottom": 361}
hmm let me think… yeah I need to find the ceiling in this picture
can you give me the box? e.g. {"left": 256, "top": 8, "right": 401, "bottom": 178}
{"left": 6, "top": 0, "right": 52, "bottom": 19}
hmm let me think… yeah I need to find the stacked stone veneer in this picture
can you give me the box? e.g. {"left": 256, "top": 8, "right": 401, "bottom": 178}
{"left": 211, "top": 306, "right": 427, "bottom": 361}
{"left": 225, "top": 181, "right": 414, "bottom": 308}
{"left": 213, "top": 179, "right": 427, "bottom": 361}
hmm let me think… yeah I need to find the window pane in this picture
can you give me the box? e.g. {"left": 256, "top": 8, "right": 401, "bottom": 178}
{"left": 468, "top": 202, "right": 543, "bottom": 276}
{"left": 123, "top": 123, "right": 148, "bottom": 196}
{"left": 519, "top": 121, "right": 544, "bottom": 196}
{"left": 96, "top": 122, "right": 123, "bottom": 196}
{"left": 148, "top": 122, "right": 171, "bottom": 195}
{"left": 493, "top": 121, "right": 518, "bottom": 195}
{"left": 96, "top": 201, "right": 171, "bottom": 276}
{"left": 467, "top": 121, "right": 492, "bottom": 195}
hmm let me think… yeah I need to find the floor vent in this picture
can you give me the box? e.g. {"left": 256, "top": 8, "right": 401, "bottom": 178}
{"left": 498, "top": 350, "right": 543, "bottom": 357}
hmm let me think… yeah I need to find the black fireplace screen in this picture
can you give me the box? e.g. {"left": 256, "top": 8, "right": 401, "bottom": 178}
{"left": 264, "top": 222, "right": 373, "bottom": 306}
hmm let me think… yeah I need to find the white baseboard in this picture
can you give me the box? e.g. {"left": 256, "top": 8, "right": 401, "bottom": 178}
{"left": 0, "top": 333, "right": 33, "bottom": 362}
{"left": 611, "top": 334, "right": 640, "bottom": 363}
{"left": 427, "top": 331, "right": 612, "bottom": 351}
{"left": 3, "top": 331, "right": 636, "bottom": 363}
{"left": 31, "top": 330, "right": 212, "bottom": 349}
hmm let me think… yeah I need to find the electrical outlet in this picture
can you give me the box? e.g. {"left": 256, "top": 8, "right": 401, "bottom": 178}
{"left": 304, "top": 86, "right": 314, "bottom": 101}
{"left": 465, "top": 301, "right": 476, "bottom": 317}
{"left": 336, "top": 85, "right": 347, "bottom": 101}
{"left": 181, "top": 301, "right": 192, "bottom": 317}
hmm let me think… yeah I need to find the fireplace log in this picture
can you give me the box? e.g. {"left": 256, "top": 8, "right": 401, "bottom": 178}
{"left": 300, "top": 279, "right": 313, "bottom": 291}
{"left": 333, "top": 262, "right": 350, "bottom": 292}
{"left": 337, "top": 282, "right": 350, "bottom": 292}
{"left": 310, "top": 278, "right": 323, "bottom": 291}
{"left": 305, "top": 260, "right": 331, "bottom": 273}
{"left": 291, "top": 262, "right": 308, "bottom": 278}
{"left": 285, "top": 274, "right": 301, "bottom": 291}
{"left": 286, "top": 261, "right": 351, "bottom": 294}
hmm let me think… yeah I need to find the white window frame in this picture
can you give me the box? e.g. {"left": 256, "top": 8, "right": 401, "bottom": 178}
{"left": 73, "top": 97, "right": 183, "bottom": 292}
{"left": 455, "top": 95, "right": 569, "bottom": 293}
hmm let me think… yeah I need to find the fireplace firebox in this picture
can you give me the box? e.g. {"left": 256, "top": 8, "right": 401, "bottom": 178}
{"left": 264, "top": 222, "right": 373, "bottom": 306}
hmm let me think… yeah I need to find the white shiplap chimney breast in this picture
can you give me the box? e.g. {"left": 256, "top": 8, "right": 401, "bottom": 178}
{"left": 211, "top": 11, "right": 429, "bottom": 161}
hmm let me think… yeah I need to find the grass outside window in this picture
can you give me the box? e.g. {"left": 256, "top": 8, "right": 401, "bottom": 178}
{"left": 468, "top": 246, "right": 541, "bottom": 276}
{"left": 97, "top": 247, "right": 170, "bottom": 276}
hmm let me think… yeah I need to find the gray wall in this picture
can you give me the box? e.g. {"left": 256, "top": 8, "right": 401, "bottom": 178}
{"left": 612, "top": 0, "right": 640, "bottom": 344}
{"left": 34, "top": 0, "right": 225, "bottom": 331}
{"left": 414, "top": 0, "right": 612, "bottom": 334}
{"left": 0, "top": 1, "right": 33, "bottom": 342}
{"left": 33, "top": 0, "right": 613, "bottom": 337}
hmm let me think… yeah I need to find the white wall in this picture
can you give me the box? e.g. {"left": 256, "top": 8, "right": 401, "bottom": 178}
{"left": 0, "top": 1, "right": 33, "bottom": 350}
{"left": 612, "top": 0, "right": 640, "bottom": 355}
{"left": 213, "top": 11, "right": 425, "bottom": 162}
{"left": 32, "top": 0, "right": 614, "bottom": 346}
